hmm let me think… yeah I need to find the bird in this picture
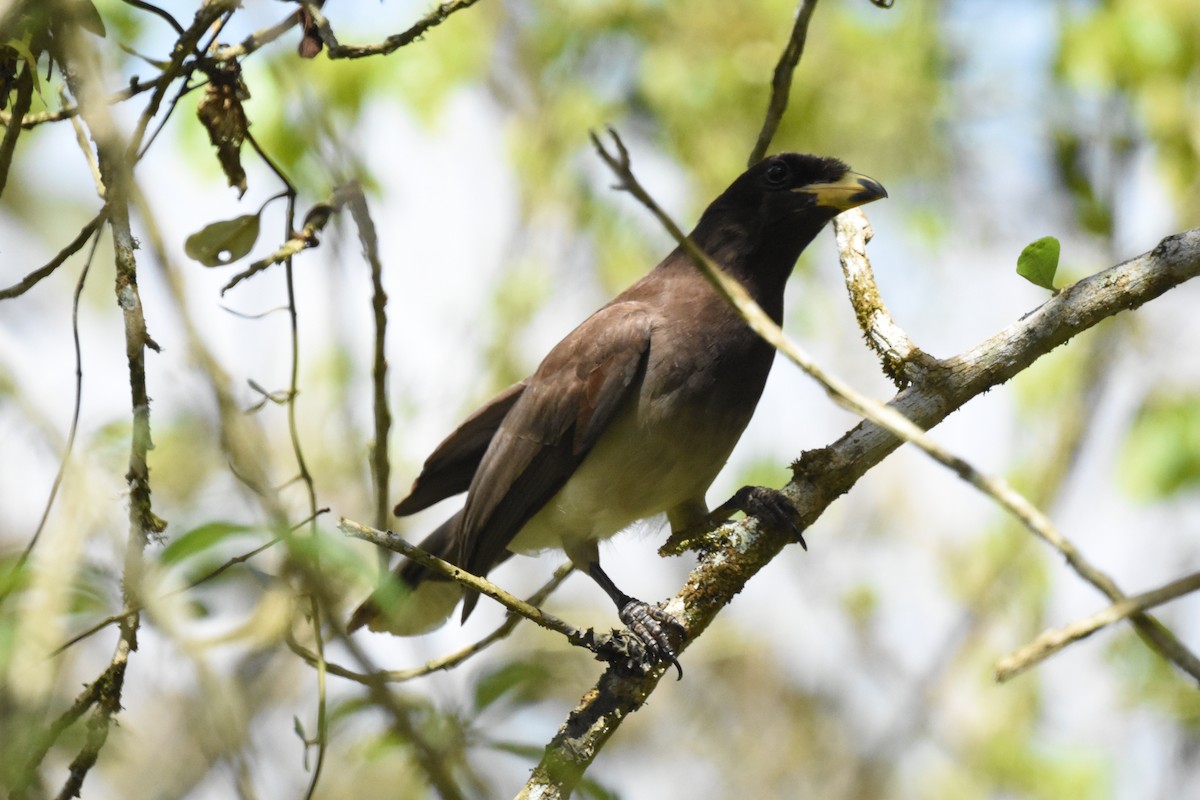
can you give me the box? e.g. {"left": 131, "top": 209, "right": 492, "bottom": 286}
{"left": 349, "top": 152, "right": 887, "bottom": 674}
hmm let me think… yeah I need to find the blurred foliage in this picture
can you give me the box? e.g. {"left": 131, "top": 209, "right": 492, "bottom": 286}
{"left": 2, "top": 0, "right": 1200, "bottom": 798}
{"left": 498, "top": 0, "right": 945, "bottom": 291}
{"left": 1056, "top": 0, "right": 1200, "bottom": 222}
{"left": 1119, "top": 391, "right": 1200, "bottom": 500}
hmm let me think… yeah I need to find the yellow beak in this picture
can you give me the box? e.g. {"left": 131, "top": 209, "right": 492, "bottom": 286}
{"left": 794, "top": 171, "right": 888, "bottom": 211}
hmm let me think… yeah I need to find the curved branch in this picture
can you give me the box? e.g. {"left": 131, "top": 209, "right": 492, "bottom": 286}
{"left": 997, "top": 569, "right": 1200, "bottom": 682}
{"left": 299, "top": 0, "right": 485, "bottom": 60}
{"left": 832, "top": 209, "right": 928, "bottom": 385}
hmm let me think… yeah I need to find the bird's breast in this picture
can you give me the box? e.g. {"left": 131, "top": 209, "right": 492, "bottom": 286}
{"left": 509, "top": 311, "right": 773, "bottom": 556}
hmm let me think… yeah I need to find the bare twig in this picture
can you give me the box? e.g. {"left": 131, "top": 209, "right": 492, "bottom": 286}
{"left": 300, "top": 0, "right": 485, "bottom": 60}
{"left": 292, "top": 564, "right": 574, "bottom": 684}
{"left": 997, "top": 570, "right": 1200, "bottom": 682}
{"left": 41, "top": 17, "right": 166, "bottom": 795}
{"left": 747, "top": 0, "right": 819, "bottom": 166}
{"left": 122, "top": 0, "right": 185, "bottom": 35}
{"left": 0, "top": 75, "right": 174, "bottom": 131}
{"left": 220, "top": 175, "right": 350, "bottom": 295}
{"left": 11, "top": 660, "right": 123, "bottom": 798}
{"left": 341, "top": 185, "right": 393, "bottom": 536}
{"left": 2, "top": 222, "right": 104, "bottom": 601}
{"left": 339, "top": 518, "right": 595, "bottom": 649}
{"left": 213, "top": 12, "right": 304, "bottom": 62}
{"left": 0, "top": 211, "right": 107, "bottom": 300}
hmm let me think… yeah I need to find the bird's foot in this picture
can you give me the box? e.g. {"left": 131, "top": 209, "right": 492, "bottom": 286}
{"left": 619, "top": 600, "right": 685, "bottom": 680}
{"left": 716, "top": 485, "right": 807, "bottom": 549}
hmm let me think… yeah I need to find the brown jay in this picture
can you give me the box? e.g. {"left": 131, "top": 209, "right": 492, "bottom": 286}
{"left": 350, "top": 153, "right": 887, "bottom": 674}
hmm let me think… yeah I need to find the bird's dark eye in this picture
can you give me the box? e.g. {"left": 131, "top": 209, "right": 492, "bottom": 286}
{"left": 764, "top": 161, "right": 790, "bottom": 187}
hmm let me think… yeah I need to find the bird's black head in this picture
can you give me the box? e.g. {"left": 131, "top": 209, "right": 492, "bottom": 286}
{"left": 691, "top": 153, "right": 887, "bottom": 309}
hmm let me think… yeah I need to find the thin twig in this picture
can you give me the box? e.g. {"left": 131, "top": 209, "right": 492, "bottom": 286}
{"left": 219, "top": 161, "right": 348, "bottom": 295}
{"left": 747, "top": 0, "right": 819, "bottom": 166}
{"left": 264, "top": 154, "right": 330, "bottom": 800}
{"left": 213, "top": 12, "right": 304, "bottom": 62}
{"left": 66, "top": 88, "right": 105, "bottom": 198}
{"left": 300, "top": 0, "right": 484, "bottom": 60}
{"left": 0, "top": 75, "right": 162, "bottom": 130}
{"left": 0, "top": 211, "right": 107, "bottom": 300}
{"left": 122, "top": 0, "right": 185, "bottom": 35}
{"left": 292, "top": 564, "right": 574, "bottom": 684}
{"left": 997, "top": 570, "right": 1200, "bottom": 682}
{"left": 339, "top": 518, "right": 595, "bottom": 648}
{"left": 2, "top": 224, "right": 104, "bottom": 600}
{"left": 342, "top": 185, "right": 393, "bottom": 536}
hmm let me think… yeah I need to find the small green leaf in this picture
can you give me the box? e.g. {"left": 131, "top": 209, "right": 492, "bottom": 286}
{"left": 1017, "top": 235, "right": 1061, "bottom": 290}
{"left": 161, "top": 521, "right": 256, "bottom": 565}
{"left": 184, "top": 214, "right": 261, "bottom": 266}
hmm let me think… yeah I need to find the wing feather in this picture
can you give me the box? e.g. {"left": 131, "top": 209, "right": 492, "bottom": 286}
{"left": 393, "top": 381, "right": 526, "bottom": 516}
{"left": 456, "top": 302, "right": 653, "bottom": 579}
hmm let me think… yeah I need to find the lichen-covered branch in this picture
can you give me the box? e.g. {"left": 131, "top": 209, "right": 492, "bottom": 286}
{"left": 832, "top": 209, "right": 928, "bottom": 385}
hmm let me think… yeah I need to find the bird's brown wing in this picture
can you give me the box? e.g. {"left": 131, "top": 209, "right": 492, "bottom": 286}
{"left": 456, "top": 301, "right": 653, "bottom": 580}
{"left": 394, "top": 380, "right": 527, "bottom": 516}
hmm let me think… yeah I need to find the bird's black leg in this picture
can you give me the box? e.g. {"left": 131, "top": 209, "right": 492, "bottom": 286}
{"left": 586, "top": 562, "right": 684, "bottom": 680}
{"left": 712, "top": 485, "right": 807, "bottom": 549}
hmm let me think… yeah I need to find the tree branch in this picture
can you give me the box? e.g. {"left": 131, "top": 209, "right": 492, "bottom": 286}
{"left": 0, "top": 211, "right": 107, "bottom": 300}
{"left": 300, "top": 0, "right": 484, "bottom": 60}
{"left": 340, "top": 518, "right": 605, "bottom": 653}
{"left": 832, "top": 209, "right": 928, "bottom": 385}
{"left": 996, "top": 570, "right": 1200, "bottom": 682}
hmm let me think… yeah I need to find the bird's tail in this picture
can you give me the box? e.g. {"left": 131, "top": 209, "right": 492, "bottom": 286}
{"left": 347, "top": 513, "right": 465, "bottom": 635}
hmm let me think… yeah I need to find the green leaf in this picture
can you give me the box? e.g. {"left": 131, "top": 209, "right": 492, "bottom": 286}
{"left": 161, "top": 521, "right": 257, "bottom": 566}
{"left": 184, "top": 214, "right": 261, "bottom": 266}
{"left": 1119, "top": 393, "right": 1200, "bottom": 500}
{"left": 1016, "top": 235, "right": 1061, "bottom": 290}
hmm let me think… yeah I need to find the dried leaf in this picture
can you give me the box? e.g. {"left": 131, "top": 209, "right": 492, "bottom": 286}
{"left": 197, "top": 66, "right": 251, "bottom": 196}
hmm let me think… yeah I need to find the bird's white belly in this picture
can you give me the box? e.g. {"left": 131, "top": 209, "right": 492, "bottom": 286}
{"left": 508, "top": 399, "right": 738, "bottom": 555}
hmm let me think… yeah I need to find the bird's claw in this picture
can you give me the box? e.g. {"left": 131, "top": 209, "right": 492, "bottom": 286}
{"left": 726, "top": 485, "right": 807, "bottom": 549}
{"left": 619, "top": 600, "right": 685, "bottom": 680}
